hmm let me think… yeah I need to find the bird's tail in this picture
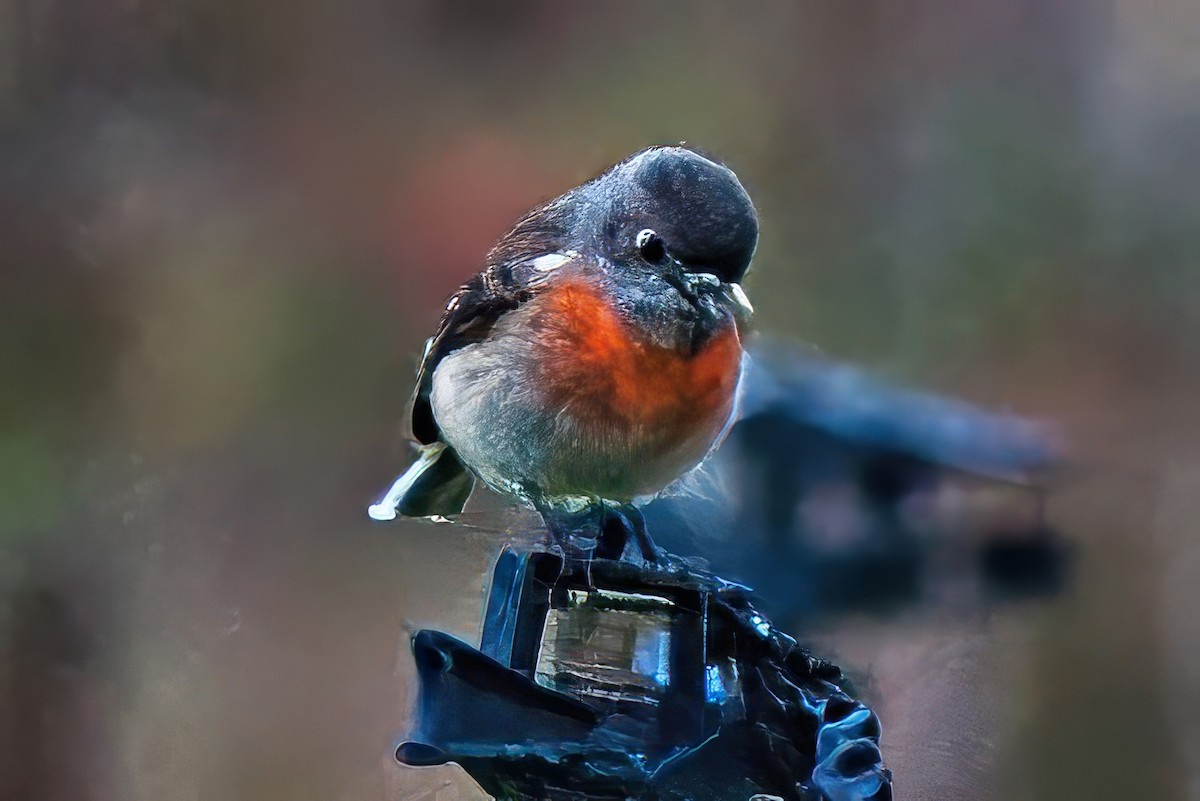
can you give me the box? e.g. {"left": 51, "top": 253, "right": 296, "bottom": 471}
{"left": 367, "top": 443, "right": 475, "bottom": 521}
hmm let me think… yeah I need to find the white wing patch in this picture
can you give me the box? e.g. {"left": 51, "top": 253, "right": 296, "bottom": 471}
{"left": 529, "top": 252, "right": 574, "bottom": 273}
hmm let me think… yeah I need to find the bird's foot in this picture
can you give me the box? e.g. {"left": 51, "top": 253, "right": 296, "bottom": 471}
{"left": 599, "top": 504, "right": 668, "bottom": 567}
{"left": 536, "top": 502, "right": 667, "bottom": 568}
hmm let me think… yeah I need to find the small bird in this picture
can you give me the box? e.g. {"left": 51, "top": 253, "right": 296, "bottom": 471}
{"left": 369, "top": 146, "right": 758, "bottom": 559}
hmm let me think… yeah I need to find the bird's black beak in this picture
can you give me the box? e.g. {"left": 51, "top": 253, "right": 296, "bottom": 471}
{"left": 666, "top": 266, "right": 755, "bottom": 322}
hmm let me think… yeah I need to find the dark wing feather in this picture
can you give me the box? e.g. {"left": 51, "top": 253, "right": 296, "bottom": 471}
{"left": 408, "top": 263, "right": 538, "bottom": 444}
{"left": 408, "top": 195, "right": 574, "bottom": 444}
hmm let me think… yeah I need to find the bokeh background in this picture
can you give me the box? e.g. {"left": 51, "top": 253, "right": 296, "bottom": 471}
{"left": 2, "top": 2, "right": 1199, "bottom": 799}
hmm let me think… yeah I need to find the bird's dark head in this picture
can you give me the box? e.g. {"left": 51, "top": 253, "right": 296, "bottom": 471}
{"left": 489, "top": 146, "right": 759, "bottom": 286}
{"left": 581, "top": 146, "right": 759, "bottom": 284}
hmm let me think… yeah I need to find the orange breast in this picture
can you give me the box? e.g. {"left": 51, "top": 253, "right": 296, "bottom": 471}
{"left": 531, "top": 280, "right": 741, "bottom": 442}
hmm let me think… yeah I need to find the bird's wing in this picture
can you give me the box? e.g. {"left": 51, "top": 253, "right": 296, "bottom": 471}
{"left": 408, "top": 254, "right": 571, "bottom": 444}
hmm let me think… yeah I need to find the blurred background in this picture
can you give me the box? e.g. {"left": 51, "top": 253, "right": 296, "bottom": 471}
{"left": 2, "top": 1, "right": 1198, "bottom": 799}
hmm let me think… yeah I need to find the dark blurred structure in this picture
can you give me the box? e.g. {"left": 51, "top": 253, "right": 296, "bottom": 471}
{"left": 646, "top": 339, "right": 1068, "bottom": 624}
{"left": 2, "top": 2, "right": 1198, "bottom": 800}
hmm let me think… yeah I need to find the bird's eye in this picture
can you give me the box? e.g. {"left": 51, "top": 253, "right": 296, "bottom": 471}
{"left": 635, "top": 228, "right": 668, "bottom": 264}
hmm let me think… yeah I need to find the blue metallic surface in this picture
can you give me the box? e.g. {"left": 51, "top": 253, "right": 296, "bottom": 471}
{"left": 396, "top": 544, "right": 892, "bottom": 800}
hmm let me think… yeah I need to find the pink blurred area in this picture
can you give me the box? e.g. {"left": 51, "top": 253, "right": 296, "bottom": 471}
{"left": 1, "top": 2, "right": 1199, "bottom": 799}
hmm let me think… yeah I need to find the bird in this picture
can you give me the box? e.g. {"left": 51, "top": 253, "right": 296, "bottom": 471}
{"left": 368, "top": 146, "right": 758, "bottom": 561}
